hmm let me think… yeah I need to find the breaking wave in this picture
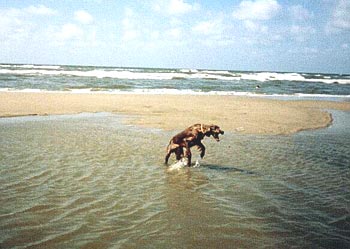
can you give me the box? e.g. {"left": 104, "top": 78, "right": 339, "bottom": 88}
{"left": 1, "top": 65, "right": 349, "bottom": 84}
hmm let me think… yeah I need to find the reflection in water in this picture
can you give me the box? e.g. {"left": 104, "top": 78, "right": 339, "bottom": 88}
{"left": 0, "top": 112, "right": 349, "bottom": 248}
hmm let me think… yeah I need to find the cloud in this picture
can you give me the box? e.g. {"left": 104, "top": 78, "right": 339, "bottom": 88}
{"left": 289, "top": 5, "right": 313, "bottom": 21}
{"left": 232, "top": 0, "right": 281, "bottom": 21}
{"left": 56, "top": 23, "right": 84, "bottom": 41}
{"left": 122, "top": 29, "right": 139, "bottom": 41}
{"left": 25, "top": 5, "right": 57, "bottom": 16}
{"left": 169, "top": 0, "right": 199, "bottom": 15}
{"left": 327, "top": 0, "right": 350, "bottom": 32}
{"left": 290, "top": 25, "right": 316, "bottom": 42}
{"left": 153, "top": 0, "right": 199, "bottom": 15}
{"left": 74, "top": 10, "right": 94, "bottom": 24}
{"left": 167, "top": 27, "right": 182, "bottom": 38}
{"left": 121, "top": 8, "right": 140, "bottom": 42}
{"left": 0, "top": 5, "right": 56, "bottom": 43}
{"left": 192, "top": 19, "right": 224, "bottom": 36}
{"left": 243, "top": 20, "right": 268, "bottom": 33}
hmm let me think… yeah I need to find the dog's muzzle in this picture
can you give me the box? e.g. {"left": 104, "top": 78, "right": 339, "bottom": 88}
{"left": 213, "top": 130, "right": 224, "bottom": 142}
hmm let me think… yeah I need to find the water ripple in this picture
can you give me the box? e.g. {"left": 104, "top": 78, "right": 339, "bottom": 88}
{"left": 1, "top": 112, "right": 349, "bottom": 248}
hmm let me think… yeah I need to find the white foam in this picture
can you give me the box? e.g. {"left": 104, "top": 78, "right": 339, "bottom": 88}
{"left": 241, "top": 72, "right": 306, "bottom": 82}
{"left": 168, "top": 158, "right": 188, "bottom": 171}
{"left": 0, "top": 69, "right": 187, "bottom": 80}
{"left": 294, "top": 93, "right": 350, "bottom": 98}
{"left": 179, "top": 68, "right": 198, "bottom": 73}
{"left": 193, "top": 156, "right": 201, "bottom": 168}
{"left": 1, "top": 68, "right": 349, "bottom": 84}
{"left": 0, "top": 64, "right": 61, "bottom": 70}
{"left": 304, "top": 78, "right": 350, "bottom": 84}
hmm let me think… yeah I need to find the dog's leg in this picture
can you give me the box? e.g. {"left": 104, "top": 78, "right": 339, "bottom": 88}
{"left": 187, "top": 149, "right": 192, "bottom": 166}
{"left": 175, "top": 147, "right": 184, "bottom": 161}
{"left": 184, "top": 143, "right": 192, "bottom": 167}
{"left": 165, "top": 144, "right": 172, "bottom": 165}
{"left": 197, "top": 142, "right": 206, "bottom": 159}
{"left": 165, "top": 152, "right": 171, "bottom": 165}
{"left": 165, "top": 143, "right": 179, "bottom": 165}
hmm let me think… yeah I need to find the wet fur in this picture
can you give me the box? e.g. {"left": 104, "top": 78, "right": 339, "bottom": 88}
{"left": 165, "top": 124, "right": 224, "bottom": 167}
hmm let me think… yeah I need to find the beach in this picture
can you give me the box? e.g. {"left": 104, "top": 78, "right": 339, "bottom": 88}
{"left": 1, "top": 91, "right": 349, "bottom": 134}
{"left": 1, "top": 66, "right": 350, "bottom": 248}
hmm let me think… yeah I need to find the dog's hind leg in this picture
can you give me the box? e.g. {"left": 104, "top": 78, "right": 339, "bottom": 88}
{"left": 175, "top": 147, "right": 184, "bottom": 161}
{"left": 165, "top": 143, "right": 180, "bottom": 165}
{"left": 165, "top": 152, "right": 171, "bottom": 165}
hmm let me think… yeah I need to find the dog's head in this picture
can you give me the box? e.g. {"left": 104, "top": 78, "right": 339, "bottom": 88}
{"left": 204, "top": 124, "right": 224, "bottom": 142}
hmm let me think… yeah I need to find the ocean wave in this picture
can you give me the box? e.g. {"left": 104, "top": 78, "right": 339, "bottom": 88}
{"left": 241, "top": 72, "right": 350, "bottom": 84}
{"left": 0, "top": 68, "right": 239, "bottom": 81}
{"left": 0, "top": 64, "right": 61, "bottom": 70}
{"left": 1, "top": 68, "right": 349, "bottom": 84}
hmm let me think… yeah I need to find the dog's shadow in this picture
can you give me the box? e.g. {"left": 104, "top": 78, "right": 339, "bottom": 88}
{"left": 202, "top": 164, "right": 258, "bottom": 175}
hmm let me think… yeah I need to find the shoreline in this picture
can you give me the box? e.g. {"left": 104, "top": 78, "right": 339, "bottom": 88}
{"left": 1, "top": 88, "right": 349, "bottom": 101}
{"left": 1, "top": 92, "right": 349, "bottom": 135}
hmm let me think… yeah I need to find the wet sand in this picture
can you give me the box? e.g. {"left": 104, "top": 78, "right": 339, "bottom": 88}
{"left": 1, "top": 92, "right": 349, "bottom": 135}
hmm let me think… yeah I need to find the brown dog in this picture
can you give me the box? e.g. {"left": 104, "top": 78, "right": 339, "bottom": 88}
{"left": 165, "top": 124, "right": 224, "bottom": 166}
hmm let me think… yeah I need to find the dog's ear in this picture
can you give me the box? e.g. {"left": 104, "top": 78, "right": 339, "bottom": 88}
{"left": 200, "top": 124, "right": 211, "bottom": 134}
{"left": 210, "top": 125, "right": 218, "bottom": 131}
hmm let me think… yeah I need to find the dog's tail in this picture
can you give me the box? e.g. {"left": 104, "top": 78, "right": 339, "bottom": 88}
{"left": 166, "top": 140, "right": 180, "bottom": 153}
{"left": 165, "top": 140, "right": 172, "bottom": 154}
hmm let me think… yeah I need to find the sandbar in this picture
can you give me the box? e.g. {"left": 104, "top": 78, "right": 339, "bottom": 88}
{"left": 1, "top": 92, "right": 349, "bottom": 135}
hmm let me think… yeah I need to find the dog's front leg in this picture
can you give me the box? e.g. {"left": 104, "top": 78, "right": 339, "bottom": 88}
{"left": 197, "top": 142, "right": 206, "bottom": 159}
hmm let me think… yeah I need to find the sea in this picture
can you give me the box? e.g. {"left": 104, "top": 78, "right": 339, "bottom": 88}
{"left": 0, "top": 64, "right": 350, "bottom": 248}
{"left": 0, "top": 63, "right": 350, "bottom": 100}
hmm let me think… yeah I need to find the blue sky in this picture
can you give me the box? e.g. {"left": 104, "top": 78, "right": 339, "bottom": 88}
{"left": 0, "top": 0, "right": 349, "bottom": 73}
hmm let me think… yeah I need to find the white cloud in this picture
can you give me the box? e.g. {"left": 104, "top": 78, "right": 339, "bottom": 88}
{"left": 0, "top": 10, "right": 21, "bottom": 37}
{"left": 122, "top": 29, "right": 139, "bottom": 41}
{"left": 153, "top": 0, "right": 199, "bottom": 15}
{"left": 327, "top": 0, "right": 350, "bottom": 32}
{"left": 232, "top": 0, "right": 281, "bottom": 21}
{"left": 243, "top": 20, "right": 268, "bottom": 33}
{"left": 150, "top": 31, "right": 160, "bottom": 40}
{"left": 121, "top": 8, "right": 140, "bottom": 42}
{"left": 57, "top": 23, "right": 84, "bottom": 40}
{"left": 0, "top": 5, "right": 56, "bottom": 43}
{"left": 289, "top": 5, "right": 313, "bottom": 21}
{"left": 169, "top": 17, "right": 183, "bottom": 27}
{"left": 25, "top": 5, "right": 57, "bottom": 16}
{"left": 290, "top": 25, "right": 316, "bottom": 42}
{"left": 169, "top": 0, "right": 199, "bottom": 15}
{"left": 167, "top": 27, "right": 182, "bottom": 38}
{"left": 74, "top": 10, "right": 94, "bottom": 24}
{"left": 192, "top": 19, "right": 223, "bottom": 36}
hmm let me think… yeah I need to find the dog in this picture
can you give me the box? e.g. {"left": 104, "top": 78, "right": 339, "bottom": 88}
{"left": 165, "top": 124, "right": 224, "bottom": 167}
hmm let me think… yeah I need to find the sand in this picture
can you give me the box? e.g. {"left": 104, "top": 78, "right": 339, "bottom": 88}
{"left": 1, "top": 92, "right": 349, "bottom": 135}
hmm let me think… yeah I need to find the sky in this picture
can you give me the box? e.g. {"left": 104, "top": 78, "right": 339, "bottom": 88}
{"left": 0, "top": 0, "right": 349, "bottom": 73}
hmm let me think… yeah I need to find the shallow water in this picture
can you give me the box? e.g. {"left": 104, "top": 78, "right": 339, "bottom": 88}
{"left": 0, "top": 112, "right": 349, "bottom": 248}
